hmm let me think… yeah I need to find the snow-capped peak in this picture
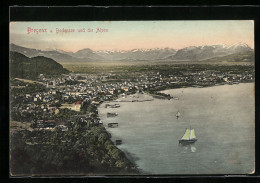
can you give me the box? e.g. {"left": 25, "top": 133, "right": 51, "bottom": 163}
{"left": 227, "top": 43, "right": 250, "bottom": 49}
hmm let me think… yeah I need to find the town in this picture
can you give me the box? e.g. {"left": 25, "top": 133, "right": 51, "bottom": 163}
{"left": 9, "top": 63, "right": 254, "bottom": 175}
{"left": 10, "top": 64, "right": 254, "bottom": 133}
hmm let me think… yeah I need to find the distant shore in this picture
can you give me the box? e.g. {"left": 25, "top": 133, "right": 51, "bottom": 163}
{"left": 154, "top": 81, "right": 255, "bottom": 99}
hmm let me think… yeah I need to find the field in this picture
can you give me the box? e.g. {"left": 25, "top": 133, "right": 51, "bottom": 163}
{"left": 61, "top": 60, "right": 254, "bottom": 75}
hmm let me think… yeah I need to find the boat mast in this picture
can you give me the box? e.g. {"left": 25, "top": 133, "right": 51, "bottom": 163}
{"left": 176, "top": 111, "right": 180, "bottom": 119}
{"left": 189, "top": 120, "right": 191, "bottom": 140}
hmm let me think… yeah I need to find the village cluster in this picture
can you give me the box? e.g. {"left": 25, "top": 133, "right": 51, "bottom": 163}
{"left": 10, "top": 68, "right": 254, "bottom": 133}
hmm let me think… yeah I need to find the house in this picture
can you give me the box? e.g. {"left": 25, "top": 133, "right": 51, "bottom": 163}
{"left": 55, "top": 108, "right": 60, "bottom": 115}
{"left": 56, "top": 125, "right": 68, "bottom": 131}
{"left": 70, "top": 91, "right": 76, "bottom": 96}
{"left": 223, "top": 77, "right": 228, "bottom": 82}
{"left": 91, "top": 101, "right": 100, "bottom": 105}
{"left": 122, "top": 87, "right": 129, "bottom": 92}
{"left": 74, "top": 101, "right": 82, "bottom": 111}
{"left": 63, "top": 94, "right": 70, "bottom": 99}
{"left": 109, "top": 90, "right": 114, "bottom": 94}
{"left": 49, "top": 90, "right": 57, "bottom": 95}
{"left": 43, "top": 96, "right": 52, "bottom": 102}
{"left": 47, "top": 106, "right": 58, "bottom": 114}
{"left": 46, "top": 82, "right": 53, "bottom": 88}
{"left": 84, "top": 94, "right": 92, "bottom": 99}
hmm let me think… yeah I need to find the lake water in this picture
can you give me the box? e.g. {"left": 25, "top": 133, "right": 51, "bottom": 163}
{"left": 98, "top": 83, "right": 255, "bottom": 174}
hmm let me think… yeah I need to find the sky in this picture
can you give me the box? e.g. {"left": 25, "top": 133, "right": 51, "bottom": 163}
{"left": 10, "top": 21, "right": 254, "bottom": 52}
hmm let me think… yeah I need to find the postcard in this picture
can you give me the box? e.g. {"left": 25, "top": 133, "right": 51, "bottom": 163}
{"left": 9, "top": 21, "right": 255, "bottom": 176}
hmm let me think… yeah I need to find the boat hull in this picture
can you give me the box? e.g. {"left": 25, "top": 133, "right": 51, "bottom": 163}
{"left": 108, "top": 123, "right": 119, "bottom": 128}
{"left": 115, "top": 140, "right": 122, "bottom": 145}
{"left": 179, "top": 139, "right": 197, "bottom": 144}
{"left": 107, "top": 113, "right": 118, "bottom": 117}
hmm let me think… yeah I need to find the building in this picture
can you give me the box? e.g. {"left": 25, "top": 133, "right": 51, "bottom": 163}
{"left": 74, "top": 101, "right": 82, "bottom": 111}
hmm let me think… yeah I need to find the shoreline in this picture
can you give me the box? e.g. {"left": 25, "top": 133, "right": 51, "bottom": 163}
{"left": 10, "top": 81, "right": 254, "bottom": 175}
{"left": 99, "top": 81, "right": 254, "bottom": 174}
{"left": 154, "top": 81, "right": 254, "bottom": 99}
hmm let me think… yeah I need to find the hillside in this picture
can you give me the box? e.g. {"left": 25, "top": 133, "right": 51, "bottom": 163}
{"left": 10, "top": 51, "right": 70, "bottom": 79}
{"left": 201, "top": 50, "right": 254, "bottom": 64}
{"left": 10, "top": 44, "right": 104, "bottom": 63}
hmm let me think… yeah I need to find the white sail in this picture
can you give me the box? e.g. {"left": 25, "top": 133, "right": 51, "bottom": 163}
{"left": 176, "top": 111, "right": 180, "bottom": 117}
{"left": 181, "top": 129, "right": 190, "bottom": 140}
{"left": 189, "top": 129, "right": 196, "bottom": 139}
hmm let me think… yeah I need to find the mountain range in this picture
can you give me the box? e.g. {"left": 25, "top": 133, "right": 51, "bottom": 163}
{"left": 10, "top": 43, "right": 253, "bottom": 63}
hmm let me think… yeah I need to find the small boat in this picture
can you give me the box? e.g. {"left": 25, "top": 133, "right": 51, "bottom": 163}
{"left": 179, "top": 128, "right": 197, "bottom": 144}
{"left": 108, "top": 123, "right": 119, "bottom": 128}
{"left": 105, "top": 104, "right": 120, "bottom": 108}
{"left": 115, "top": 139, "right": 122, "bottom": 145}
{"left": 176, "top": 111, "right": 181, "bottom": 119}
{"left": 107, "top": 112, "right": 118, "bottom": 117}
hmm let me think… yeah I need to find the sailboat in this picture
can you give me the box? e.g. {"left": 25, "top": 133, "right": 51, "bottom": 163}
{"left": 179, "top": 128, "right": 197, "bottom": 144}
{"left": 176, "top": 111, "right": 181, "bottom": 119}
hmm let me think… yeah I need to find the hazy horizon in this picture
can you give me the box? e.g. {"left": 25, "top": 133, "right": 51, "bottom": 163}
{"left": 10, "top": 42, "right": 253, "bottom": 53}
{"left": 10, "top": 21, "right": 254, "bottom": 52}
